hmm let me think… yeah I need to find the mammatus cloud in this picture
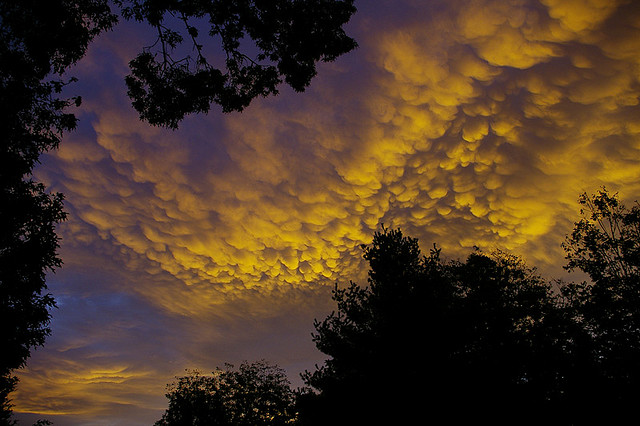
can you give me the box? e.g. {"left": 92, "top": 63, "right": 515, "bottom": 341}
{"left": 359, "top": 0, "right": 640, "bottom": 265}
{"left": 15, "top": 0, "right": 640, "bottom": 423}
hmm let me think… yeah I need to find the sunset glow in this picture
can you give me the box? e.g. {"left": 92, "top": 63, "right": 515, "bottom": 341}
{"left": 13, "top": 0, "right": 640, "bottom": 424}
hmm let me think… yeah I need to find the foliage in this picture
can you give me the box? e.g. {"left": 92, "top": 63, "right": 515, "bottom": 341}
{"left": 118, "top": 0, "right": 357, "bottom": 128}
{"left": 298, "top": 195, "right": 640, "bottom": 424}
{"left": 1, "top": 0, "right": 117, "bottom": 169}
{"left": 298, "top": 227, "right": 570, "bottom": 424}
{"left": 0, "top": 0, "right": 116, "bottom": 420}
{"left": 1, "top": 0, "right": 357, "bottom": 419}
{"left": 564, "top": 188, "right": 640, "bottom": 283}
{"left": 155, "top": 361, "right": 296, "bottom": 426}
{"left": 0, "top": 375, "right": 18, "bottom": 425}
{"left": 0, "top": 180, "right": 66, "bottom": 424}
{"left": 562, "top": 188, "right": 640, "bottom": 414}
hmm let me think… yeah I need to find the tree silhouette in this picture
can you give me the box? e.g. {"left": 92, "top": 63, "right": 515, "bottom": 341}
{"left": 155, "top": 361, "right": 296, "bottom": 426}
{"left": 298, "top": 227, "right": 573, "bottom": 425}
{"left": 0, "top": 1, "right": 116, "bottom": 419}
{"left": 1, "top": 1, "right": 357, "bottom": 418}
{"left": 297, "top": 199, "right": 640, "bottom": 424}
{"left": 564, "top": 188, "right": 640, "bottom": 283}
{"left": 119, "top": 0, "right": 358, "bottom": 128}
{"left": 562, "top": 188, "right": 640, "bottom": 418}
{"left": 147, "top": 196, "right": 640, "bottom": 424}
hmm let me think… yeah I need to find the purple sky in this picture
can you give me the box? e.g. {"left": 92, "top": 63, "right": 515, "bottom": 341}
{"left": 13, "top": 0, "right": 640, "bottom": 424}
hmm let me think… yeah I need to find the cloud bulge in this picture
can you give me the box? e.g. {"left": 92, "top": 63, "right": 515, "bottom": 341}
{"left": 15, "top": 0, "right": 640, "bottom": 423}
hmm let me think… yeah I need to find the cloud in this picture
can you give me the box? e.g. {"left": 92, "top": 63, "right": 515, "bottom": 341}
{"left": 18, "top": 0, "right": 640, "bottom": 422}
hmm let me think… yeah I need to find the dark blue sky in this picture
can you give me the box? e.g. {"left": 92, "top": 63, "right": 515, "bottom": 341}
{"left": 14, "top": 0, "right": 640, "bottom": 423}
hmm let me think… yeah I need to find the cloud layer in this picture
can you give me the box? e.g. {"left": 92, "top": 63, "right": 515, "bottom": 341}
{"left": 15, "top": 0, "right": 640, "bottom": 423}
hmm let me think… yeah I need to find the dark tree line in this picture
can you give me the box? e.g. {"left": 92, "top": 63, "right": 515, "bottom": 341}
{"left": 156, "top": 189, "right": 640, "bottom": 425}
{"left": 3, "top": 1, "right": 639, "bottom": 424}
{"left": 0, "top": 2, "right": 116, "bottom": 422}
{"left": 298, "top": 189, "right": 640, "bottom": 425}
{"left": 1, "top": 1, "right": 357, "bottom": 422}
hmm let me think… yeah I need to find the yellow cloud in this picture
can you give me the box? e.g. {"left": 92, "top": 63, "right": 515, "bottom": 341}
{"left": 541, "top": 0, "right": 619, "bottom": 33}
{"left": 22, "top": 0, "right": 640, "bottom": 421}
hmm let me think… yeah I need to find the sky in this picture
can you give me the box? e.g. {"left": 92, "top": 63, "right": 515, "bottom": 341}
{"left": 12, "top": 0, "right": 640, "bottom": 424}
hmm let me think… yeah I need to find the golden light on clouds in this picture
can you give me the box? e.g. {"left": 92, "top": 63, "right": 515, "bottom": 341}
{"left": 15, "top": 0, "right": 640, "bottom": 423}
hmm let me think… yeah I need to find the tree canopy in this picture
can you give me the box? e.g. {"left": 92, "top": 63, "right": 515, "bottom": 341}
{"left": 564, "top": 188, "right": 640, "bottom": 283}
{"left": 155, "top": 361, "right": 296, "bottom": 426}
{"left": 120, "top": 0, "right": 358, "bottom": 128}
{"left": 3, "top": 1, "right": 640, "bottom": 424}
{"left": 148, "top": 190, "right": 640, "bottom": 425}
{"left": 562, "top": 188, "right": 640, "bottom": 414}
{"left": 0, "top": 1, "right": 116, "bottom": 420}
{"left": 298, "top": 205, "right": 640, "bottom": 424}
{"left": 0, "top": 0, "right": 357, "bottom": 420}
{"left": 297, "top": 228, "right": 572, "bottom": 424}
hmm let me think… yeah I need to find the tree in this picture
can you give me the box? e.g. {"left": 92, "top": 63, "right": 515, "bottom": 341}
{"left": 119, "top": 0, "right": 358, "bottom": 128}
{"left": 155, "top": 360, "right": 296, "bottom": 426}
{"left": 0, "top": 180, "right": 67, "bottom": 425}
{"left": 298, "top": 228, "right": 448, "bottom": 425}
{"left": 564, "top": 188, "right": 640, "bottom": 283}
{"left": 1, "top": 1, "right": 357, "bottom": 419}
{"left": 298, "top": 227, "right": 569, "bottom": 425}
{"left": 562, "top": 188, "right": 640, "bottom": 416}
{"left": 0, "top": 1, "right": 116, "bottom": 420}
